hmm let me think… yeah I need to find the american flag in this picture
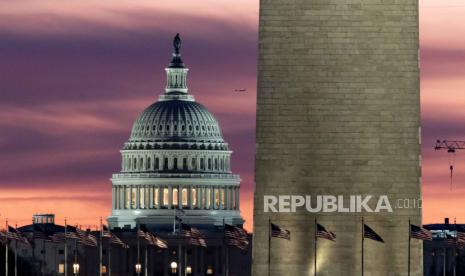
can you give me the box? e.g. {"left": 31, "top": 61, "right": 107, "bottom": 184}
{"left": 138, "top": 229, "right": 168, "bottom": 249}
{"left": 102, "top": 225, "right": 129, "bottom": 248}
{"left": 224, "top": 224, "right": 249, "bottom": 250}
{"left": 181, "top": 224, "right": 207, "bottom": 247}
{"left": 455, "top": 227, "right": 465, "bottom": 246}
{"left": 410, "top": 224, "right": 432, "bottom": 241}
{"left": 271, "top": 223, "right": 290, "bottom": 240}
{"left": 316, "top": 224, "right": 336, "bottom": 242}
{"left": 363, "top": 224, "right": 384, "bottom": 243}
{"left": 6, "top": 226, "right": 29, "bottom": 245}
{"left": 75, "top": 227, "right": 97, "bottom": 247}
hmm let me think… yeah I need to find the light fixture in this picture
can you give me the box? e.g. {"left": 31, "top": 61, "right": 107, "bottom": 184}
{"left": 73, "top": 263, "right": 79, "bottom": 275}
{"left": 207, "top": 266, "right": 214, "bottom": 275}
{"left": 186, "top": 266, "right": 192, "bottom": 274}
{"left": 170, "top": 261, "right": 178, "bottom": 273}
{"left": 135, "top": 263, "right": 142, "bottom": 274}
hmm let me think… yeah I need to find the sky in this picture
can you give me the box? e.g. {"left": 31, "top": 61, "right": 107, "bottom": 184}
{"left": 0, "top": 0, "right": 465, "bottom": 231}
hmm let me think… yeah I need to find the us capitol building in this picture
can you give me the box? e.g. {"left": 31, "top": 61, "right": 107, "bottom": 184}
{"left": 108, "top": 34, "right": 244, "bottom": 230}
{"left": 10, "top": 35, "right": 250, "bottom": 276}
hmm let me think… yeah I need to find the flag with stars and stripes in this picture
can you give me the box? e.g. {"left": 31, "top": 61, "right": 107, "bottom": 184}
{"left": 224, "top": 224, "right": 249, "bottom": 250}
{"left": 102, "top": 225, "right": 129, "bottom": 248}
{"left": 7, "top": 226, "right": 30, "bottom": 245}
{"left": 410, "top": 224, "right": 432, "bottom": 241}
{"left": 316, "top": 224, "right": 336, "bottom": 242}
{"left": 75, "top": 227, "right": 97, "bottom": 247}
{"left": 271, "top": 223, "right": 290, "bottom": 240}
{"left": 181, "top": 224, "right": 207, "bottom": 247}
{"left": 363, "top": 224, "right": 384, "bottom": 243}
{"left": 138, "top": 229, "right": 168, "bottom": 249}
{"left": 455, "top": 227, "right": 465, "bottom": 246}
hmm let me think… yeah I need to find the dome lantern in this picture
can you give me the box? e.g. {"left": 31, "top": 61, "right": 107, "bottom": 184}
{"left": 164, "top": 33, "right": 189, "bottom": 96}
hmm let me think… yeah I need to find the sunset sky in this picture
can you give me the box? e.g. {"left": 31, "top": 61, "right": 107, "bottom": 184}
{"left": 1, "top": 0, "right": 465, "bottom": 231}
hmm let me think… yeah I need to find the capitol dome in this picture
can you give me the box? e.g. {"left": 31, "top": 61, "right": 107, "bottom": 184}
{"left": 108, "top": 34, "right": 243, "bottom": 229}
{"left": 127, "top": 100, "right": 227, "bottom": 150}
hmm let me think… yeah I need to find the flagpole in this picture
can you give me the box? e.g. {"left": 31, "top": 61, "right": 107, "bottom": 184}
{"left": 137, "top": 222, "right": 140, "bottom": 276}
{"left": 443, "top": 247, "right": 446, "bottom": 276}
{"left": 314, "top": 217, "right": 317, "bottom": 276}
{"left": 178, "top": 243, "right": 182, "bottom": 276}
{"left": 74, "top": 239, "right": 78, "bottom": 276}
{"left": 408, "top": 218, "right": 411, "bottom": 276}
{"left": 99, "top": 218, "right": 103, "bottom": 276}
{"left": 14, "top": 223, "right": 17, "bottom": 276}
{"left": 42, "top": 238, "right": 45, "bottom": 276}
{"left": 361, "top": 217, "right": 364, "bottom": 276}
{"left": 268, "top": 217, "right": 271, "bottom": 276}
{"left": 64, "top": 218, "right": 68, "bottom": 276}
{"left": 144, "top": 245, "right": 148, "bottom": 276}
{"left": 6, "top": 219, "right": 9, "bottom": 276}
{"left": 108, "top": 241, "right": 111, "bottom": 276}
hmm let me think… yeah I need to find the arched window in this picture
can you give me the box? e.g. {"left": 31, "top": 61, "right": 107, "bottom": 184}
{"left": 139, "top": 158, "right": 143, "bottom": 170}
{"left": 214, "top": 159, "right": 218, "bottom": 170}
{"left": 163, "top": 188, "right": 169, "bottom": 207}
{"left": 125, "top": 187, "right": 131, "bottom": 209}
{"left": 133, "top": 158, "right": 137, "bottom": 170}
{"left": 155, "top": 158, "right": 159, "bottom": 170}
{"left": 153, "top": 188, "right": 159, "bottom": 207}
{"left": 182, "top": 188, "right": 188, "bottom": 207}
{"left": 221, "top": 188, "right": 225, "bottom": 209}
{"left": 208, "top": 158, "right": 212, "bottom": 170}
{"left": 192, "top": 188, "right": 197, "bottom": 207}
{"left": 140, "top": 187, "right": 145, "bottom": 209}
{"left": 131, "top": 187, "right": 137, "bottom": 209}
{"left": 147, "top": 158, "right": 151, "bottom": 170}
{"left": 200, "top": 158, "right": 204, "bottom": 170}
{"left": 164, "top": 158, "right": 168, "bottom": 170}
{"left": 192, "top": 158, "right": 196, "bottom": 170}
{"left": 214, "top": 189, "right": 220, "bottom": 209}
{"left": 220, "top": 159, "right": 224, "bottom": 171}
{"left": 173, "top": 188, "right": 179, "bottom": 207}
{"left": 173, "top": 158, "right": 178, "bottom": 170}
{"left": 183, "top": 158, "right": 187, "bottom": 170}
{"left": 206, "top": 188, "right": 211, "bottom": 209}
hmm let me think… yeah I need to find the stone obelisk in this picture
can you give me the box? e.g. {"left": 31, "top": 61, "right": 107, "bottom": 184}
{"left": 253, "top": 1, "right": 421, "bottom": 275}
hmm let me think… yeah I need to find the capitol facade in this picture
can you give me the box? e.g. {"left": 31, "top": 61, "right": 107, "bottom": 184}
{"left": 108, "top": 34, "right": 244, "bottom": 230}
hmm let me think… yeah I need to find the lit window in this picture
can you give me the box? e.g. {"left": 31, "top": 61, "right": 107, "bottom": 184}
{"left": 125, "top": 187, "right": 130, "bottom": 209}
{"left": 206, "top": 189, "right": 211, "bottom": 209}
{"left": 173, "top": 188, "right": 178, "bottom": 206}
{"left": 163, "top": 188, "right": 169, "bottom": 207}
{"left": 154, "top": 188, "right": 159, "bottom": 207}
{"left": 59, "top": 264, "right": 65, "bottom": 274}
{"left": 221, "top": 189, "right": 225, "bottom": 209}
{"left": 140, "top": 187, "right": 145, "bottom": 209}
{"left": 145, "top": 187, "right": 149, "bottom": 207}
{"left": 214, "top": 189, "right": 219, "bottom": 209}
{"left": 192, "top": 188, "right": 197, "bottom": 207}
{"left": 131, "top": 187, "right": 137, "bottom": 209}
{"left": 182, "top": 188, "right": 188, "bottom": 207}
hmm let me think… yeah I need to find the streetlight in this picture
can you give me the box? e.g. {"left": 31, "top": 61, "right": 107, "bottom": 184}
{"left": 170, "top": 261, "right": 178, "bottom": 274}
{"left": 206, "top": 266, "right": 213, "bottom": 275}
{"left": 72, "top": 263, "right": 79, "bottom": 275}
{"left": 186, "top": 266, "right": 192, "bottom": 274}
{"left": 135, "top": 263, "right": 142, "bottom": 274}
